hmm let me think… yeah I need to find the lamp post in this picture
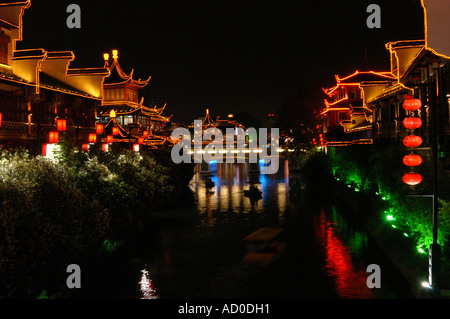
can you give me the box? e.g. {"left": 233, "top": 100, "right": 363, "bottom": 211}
{"left": 429, "top": 60, "right": 441, "bottom": 295}
{"left": 402, "top": 86, "right": 440, "bottom": 296}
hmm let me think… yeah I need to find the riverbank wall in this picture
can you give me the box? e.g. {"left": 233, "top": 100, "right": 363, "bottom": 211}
{"left": 324, "top": 177, "right": 444, "bottom": 299}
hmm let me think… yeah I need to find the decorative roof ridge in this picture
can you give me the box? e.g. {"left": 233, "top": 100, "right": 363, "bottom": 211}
{"left": 102, "top": 50, "right": 151, "bottom": 87}
{"left": 0, "top": 0, "right": 30, "bottom": 8}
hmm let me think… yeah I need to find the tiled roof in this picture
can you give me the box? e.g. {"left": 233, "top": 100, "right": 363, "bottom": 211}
{"left": 0, "top": 69, "right": 31, "bottom": 85}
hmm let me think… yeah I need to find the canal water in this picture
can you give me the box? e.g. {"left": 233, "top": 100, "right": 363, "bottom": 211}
{"left": 80, "top": 160, "right": 413, "bottom": 299}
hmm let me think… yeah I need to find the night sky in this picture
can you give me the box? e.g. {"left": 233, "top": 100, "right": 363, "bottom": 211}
{"left": 18, "top": 0, "right": 424, "bottom": 124}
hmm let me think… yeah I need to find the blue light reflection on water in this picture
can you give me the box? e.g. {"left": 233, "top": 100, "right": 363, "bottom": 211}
{"left": 78, "top": 160, "right": 414, "bottom": 299}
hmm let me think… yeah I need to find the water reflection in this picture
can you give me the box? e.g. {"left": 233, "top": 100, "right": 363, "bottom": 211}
{"left": 119, "top": 159, "right": 410, "bottom": 299}
{"left": 139, "top": 269, "right": 159, "bottom": 299}
{"left": 314, "top": 207, "right": 380, "bottom": 299}
{"left": 190, "top": 163, "right": 269, "bottom": 217}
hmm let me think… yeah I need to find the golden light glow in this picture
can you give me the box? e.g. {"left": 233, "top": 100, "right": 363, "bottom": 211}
{"left": 421, "top": 0, "right": 450, "bottom": 60}
{"left": 103, "top": 53, "right": 110, "bottom": 61}
{"left": 323, "top": 70, "right": 396, "bottom": 97}
{"left": 0, "top": 63, "right": 11, "bottom": 69}
{"left": 112, "top": 50, "right": 119, "bottom": 59}
{"left": 385, "top": 40, "right": 424, "bottom": 79}
{"left": 110, "top": 110, "right": 116, "bottom": 118}
{"left": 324, "top": 96, "right": 349, "bottom": 108}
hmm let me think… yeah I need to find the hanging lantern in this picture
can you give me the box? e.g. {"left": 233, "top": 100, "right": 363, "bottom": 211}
{"left": 138, "top": 137, "right": 144, "bottom": 145}
{"left": 89, "top": 133, "right": 97, "bottom": 144}
{"left": 403, "top": 135, "right": 423, "bottom": 148}
{"left": 42, "top": 143, "right": 48, "bottom": 156}
{"left": 49, "top": 131, "right": 59, "bottom": 144}
{"left": 403, "top": 98, "right": 422, "bottom": 112}
{"left": 403, "top": 117, "right": 422, "bottom": 130}
{"left": 143, "top": 130, "right": 149, "bottom": 138}
{"left": 102, "top": 143, "right": 109, "bottom": 152}
{"left": 107, "top": 135, "right": 114, "bottom": 144}
{"left": 56, "top": 119, "right": 67, "bottom": 132}
{"left": 402, "top": 172, "right": 423, "bottom": 186}
{"left": 133, "top": 144, "right": 140, "bottom": 152}
{"left": 403, "top": 154, "right": 423, "bottom": 167}
{"left": 112, "top": 127, "right": 119, "bottom": 136}
{"left": 82, "top": 144, "right": 90, "bottom": 151}
{"left": 96, "top": 123, "right": 104, "bottom": 135}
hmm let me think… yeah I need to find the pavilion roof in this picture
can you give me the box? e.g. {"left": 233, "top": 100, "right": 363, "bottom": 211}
{"left": 323, "top": 70, "right": 396, "bottom": 96}
{"left": 104, "top": 56, "right": 151, "bottom": 88}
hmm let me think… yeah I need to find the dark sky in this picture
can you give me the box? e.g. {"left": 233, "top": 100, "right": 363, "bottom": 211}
{"left": 18, "top": 0, "right": 424, "bottom": 124}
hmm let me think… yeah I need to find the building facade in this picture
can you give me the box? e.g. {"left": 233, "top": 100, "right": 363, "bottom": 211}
{"left": 0, "top": 0, "right": 109, "bottom": 153}
{"left": 96, "top": 50, "right": 174, "bottom": 149}
{"left": 319, "top": 71, "right": 396, "bottom": 147}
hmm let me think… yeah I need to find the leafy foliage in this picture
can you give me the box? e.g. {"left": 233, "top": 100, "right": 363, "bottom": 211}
{"left": 0, "top": 145, "right": 194, "bottom": 298}
{"left": 325, "top": 144, "right": 450, "bottom": 256}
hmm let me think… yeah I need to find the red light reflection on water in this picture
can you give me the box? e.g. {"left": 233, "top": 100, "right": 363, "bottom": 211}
{"left": 315, "top": 209, "right": 376, "bottom": 299}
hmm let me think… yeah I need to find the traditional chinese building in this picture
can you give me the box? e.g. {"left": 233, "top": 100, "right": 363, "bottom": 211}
{"left": 0, "top": 0, "right": 109, "bottom": 153}
{"left": 319, "top": 70, "right": 396, "bottom": 146}
{"left": 181, "top": 109, "right": 248, "bottom": 154}
{"left": 362, "top": 40, "right": 425, "bottom": 143}
{"left": 189, "top": 109, "right": 246, "bottom": 137}
{"left": 96, "top": 50, "right": 174, "bottom": 149}
{"left": 364, "top": 0, "right": 450, "bottom": 159}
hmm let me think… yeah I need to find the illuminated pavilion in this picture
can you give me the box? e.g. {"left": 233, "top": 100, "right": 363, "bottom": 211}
{"left": 97, "top": 50, "right": 174, "bottom": 149}
{"left": 319, "top": 70, "right": 396, "bottom": 147}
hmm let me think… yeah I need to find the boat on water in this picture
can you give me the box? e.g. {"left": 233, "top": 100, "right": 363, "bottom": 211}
{"left": 244, "top": 185, "right": 262, "bottom": 198}
{"left": 242, "top": 227, "right": 286, "bottom": 266}
{"left": 205, "top": 178, "right": 215, "bottom": 189}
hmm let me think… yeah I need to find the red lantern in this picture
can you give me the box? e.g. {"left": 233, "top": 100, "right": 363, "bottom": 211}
{"left": 0, "top": 113, "right": 3, "bottom": 128}
{"left": 403, "top": 135, "right": 423, "bottom": 148}
{"left": 56, "top": 119, "right": 67, "bottom": 132}
{"left": 42, "top": 143, "right": 47, "bottom": 156}
{"left": 143, "top": 131, "right": 149, "bottom": 138}
{"left": 112, "top": 127, "right": 119, "bottom": 136}
{"left": 402, "top": 172, "right": 423, "bottom": 186}
{"left": 49, "top": 131, "right": 59, "bottom": 144}
{"left": 133, "top": 144, "right": 140, "bottom": 152}
{"left": 102, "top": 143, "right": 109, "bottom": 152}
{"left": 138, "top": 137, "right": 144, "bottom": 145}
{"left": 403, "top": 117, "right": 422, "bottom": 130}
{"left": 107, "top": 135, "right": 114, "bottom": 144}
{"left": 96, "top": 123, "right": 104, "bottom": 135}
{"left": 403, "top": 99, "right": 422, "bottom": 111}
{"left": 89, "top": 133, "right": 97, "bottom": 144}
{"left": 82, "top": 144, "right": 90, "bottom": 151}
{"left": 403, "top": 154, "right": 423, "bottom": 167}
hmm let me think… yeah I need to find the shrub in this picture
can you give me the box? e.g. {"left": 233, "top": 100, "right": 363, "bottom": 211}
{"left": 322, "top": 144, "right": 450, "bottom": 258}
{"left": 0, "top": 144, "right": 194, "bottom": 298}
